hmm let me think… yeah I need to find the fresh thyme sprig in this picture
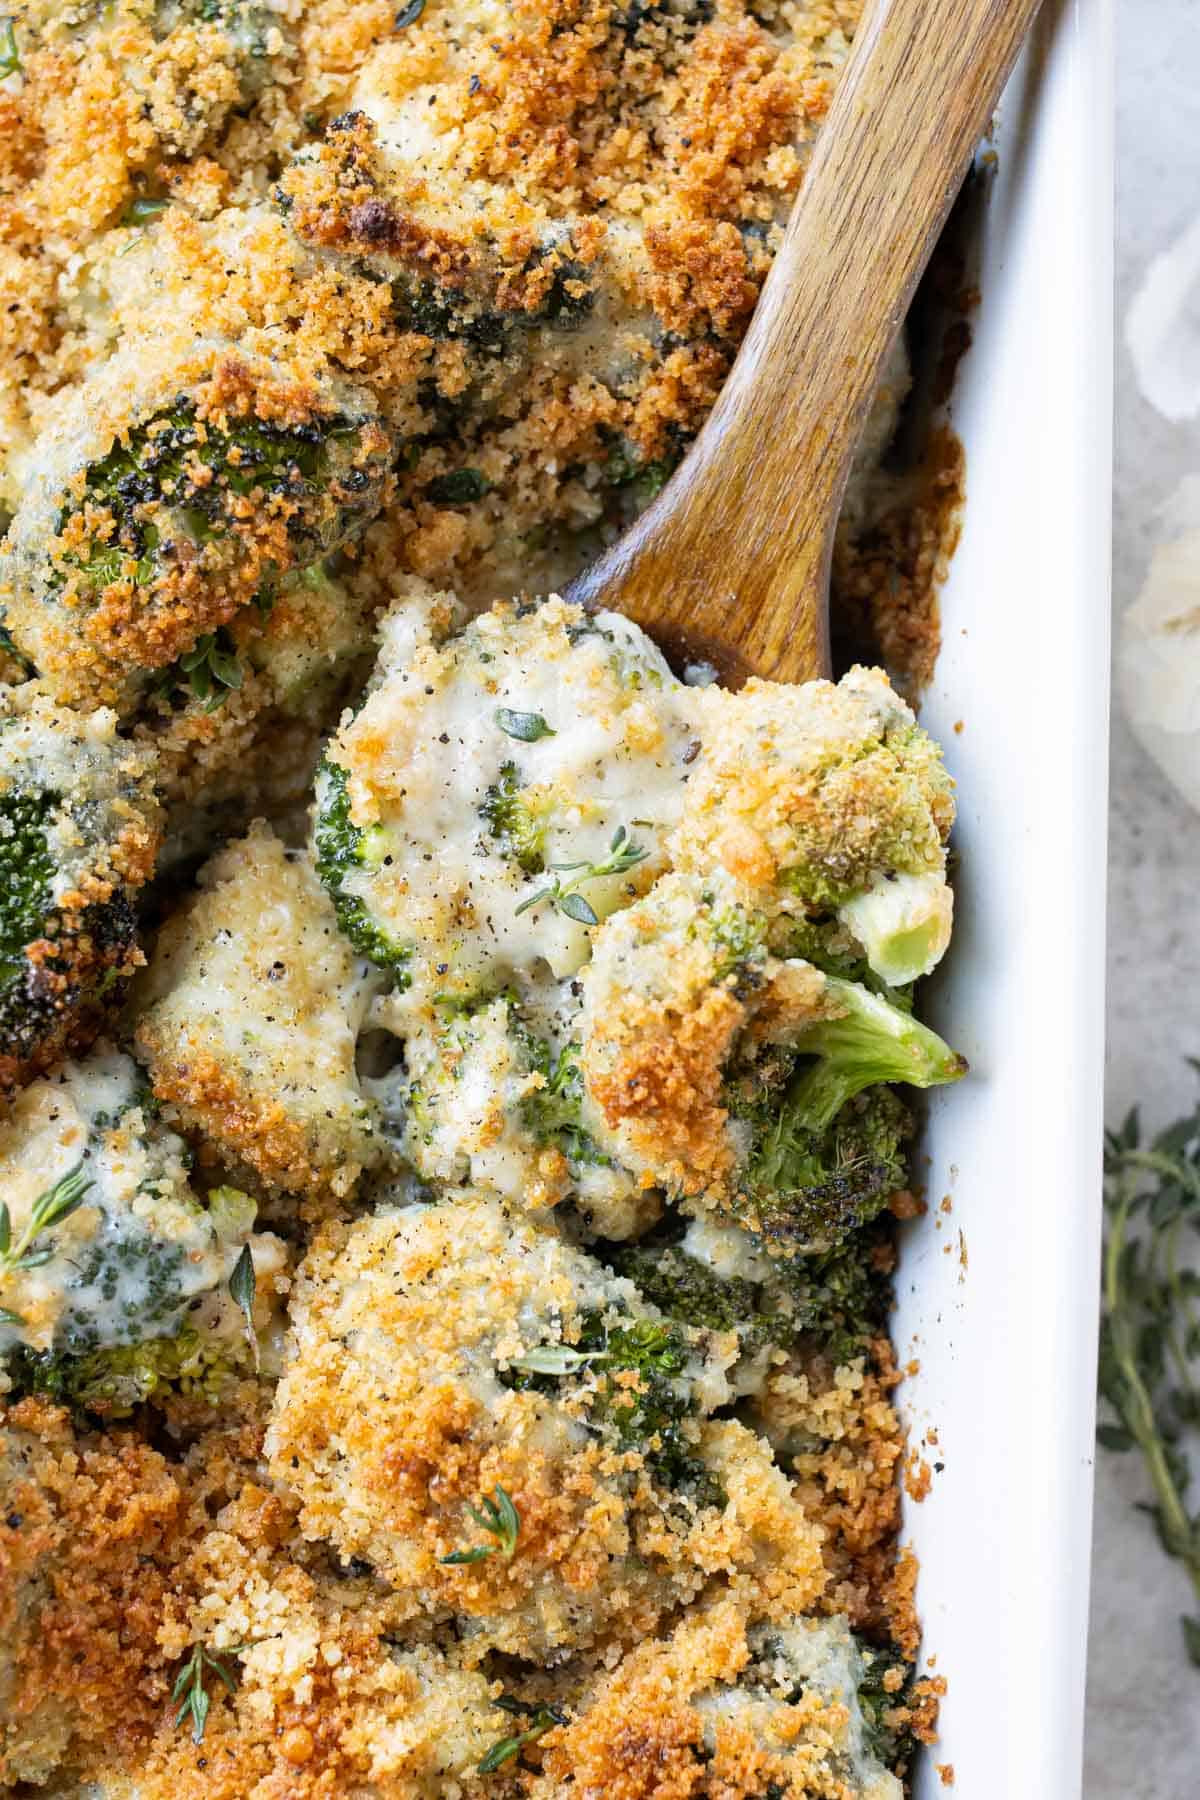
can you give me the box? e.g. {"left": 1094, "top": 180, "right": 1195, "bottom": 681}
{"left": 172, "top": 1642, "right": 257, "bottom": 1743}
{"left": 0, "top": 1164, "right": 93, "bottom": 1279}
{"left": 513, "top": 825, "right": 648, "bottom": 927}
{"left": 441, "top": 1484, "right": 520, "bottom": 1565}
{"left": 1099, "top": 1089, "right": 1200, "bottom": 1666}
{"left": 478, "top": 1699, "right": 566, "bottom": 1773}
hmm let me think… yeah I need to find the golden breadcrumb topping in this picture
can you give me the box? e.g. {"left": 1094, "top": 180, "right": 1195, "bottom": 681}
{"left": 0, "top": 3, "right": 960, "bottom": 1792}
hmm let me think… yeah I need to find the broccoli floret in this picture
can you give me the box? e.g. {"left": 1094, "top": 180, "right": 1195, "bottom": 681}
{"left": 59, "top": 390, "right": 382, "bottom": 625}
{"left": 855, "top": 1639, "right": 920, "bottom": 1776}
{"left": 0, "top": 343, "right": 394, "bottom": 713}
{"left": 15, "top": 0, "right": 286, "bottom": 148}
{"left": 582, "top": 1310, "right": 725, "bottom": 1504}
{"left": 729, "top": 1616, "right": 908, "bottom": 1794}
{"left": 608, "top": 1238, "right": 791, "bottom": 1348}
{"left": 579, "top": 866, "right": 962, "bottom": 1236}
{"left": 479, "top": 762, "right": 549, "bottom": 874}
{"left": 517, "top": 1033, "right": 610, "bottom": 1170}
{"left": 312, "top": 758, "right": 411, "bottom": 980}
{"left": 782, "top": 976, "right": 965, "bottom": 1131}
{"left": 610, "top": 1220, "right": 892, "bottom": 1369}
{"left": 731, "top": 1084, "right": 911, "bottom": 1249}
{"left": 502, "top": 1303, "right": 722, "bottom": 1503}
{"left": 391, "top": 276, "right": 510, "bottom": 355}
{"left": 0, "top": 689, "right": 161, "bottom": 1097}
{"left": 5, "top": 1323, "right": 253, "bottom": 1419}
{"left": 389, "top": 235, "right": 593, "bottom": 354}
{"left": 675, "top": 669, "right": 956, "bottom": 986}
{"left": 722, "top": 975, "right": 961, "bottom": 1246}
{"left": 0, "top": 1048, "right": 276, "bottom": 1390}
{"left": 782, "top": 1232, "right": 893, "bottom": 1365}
{"left": 702, "top": 892, "right": 771, "bottom": 989}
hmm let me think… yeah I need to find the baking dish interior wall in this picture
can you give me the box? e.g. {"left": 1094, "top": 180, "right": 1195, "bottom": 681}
{"left": 895, "top": 1, "right": 1112, "bottom": 1794}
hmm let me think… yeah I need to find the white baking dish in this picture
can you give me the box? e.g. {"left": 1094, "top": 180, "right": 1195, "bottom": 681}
{"left": 896, "top": 1, "right": 1113, "bottom": 1792}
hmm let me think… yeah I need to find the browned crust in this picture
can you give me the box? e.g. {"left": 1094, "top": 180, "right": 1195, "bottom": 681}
{"left": 589, "top": 983, "right": 745, "bottom": 1199}
{"left": 136, "top": 1026, "right": 331, "bottom": 1201}
{"left": 833, "top": 426, "right": 966, "bottom": 696}
{"left": 47, "top": 356, "right": 393, "bottom": 684}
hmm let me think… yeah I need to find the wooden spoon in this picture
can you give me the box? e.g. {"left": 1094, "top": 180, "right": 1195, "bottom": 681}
{"left": 566, "top": 0, "right": 1044, "bottom": 685}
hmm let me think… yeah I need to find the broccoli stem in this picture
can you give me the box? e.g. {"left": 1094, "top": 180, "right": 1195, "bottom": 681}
{"left": 786, "top": 976, "right": 966, "bottom": 1132}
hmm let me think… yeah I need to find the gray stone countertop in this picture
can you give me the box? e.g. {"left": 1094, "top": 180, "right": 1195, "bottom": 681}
{"left": 1085, "top": 0, "right": 1200, "bottom": 1791}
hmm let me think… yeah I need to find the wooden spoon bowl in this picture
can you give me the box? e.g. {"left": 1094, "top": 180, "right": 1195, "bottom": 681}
{"left": 567, "top": 0, "right": 1044, "bottom": 686}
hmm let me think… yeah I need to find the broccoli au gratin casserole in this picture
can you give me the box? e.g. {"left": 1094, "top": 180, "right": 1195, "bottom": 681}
{"left": 0, "top": 3, "right": 968, "bottom": 1795}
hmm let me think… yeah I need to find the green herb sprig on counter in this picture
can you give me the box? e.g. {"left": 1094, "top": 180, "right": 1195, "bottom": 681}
{"left": 441, "top": 1483, "right": 520, "bottom": 1565}
{"left": 1098, "top": 1085, "right": 1200, "bottom": 1666}
{"left": 514, "top": 825, "right": 648, "bottom": 927}
{"left": 0, "top": 1164, "right": 92, "bottom": 1282}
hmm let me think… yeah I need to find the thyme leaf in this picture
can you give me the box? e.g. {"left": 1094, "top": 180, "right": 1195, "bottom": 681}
{"left": 228, "top": 1243, "right": 259, "bottom": 1371}
{"left": 123, "top": 196, "right": 170, "bottom": 226}
{"left": 441, "top": 1483, "right": 520, "bottom": 1564}
{"left": 513, "top": 824, "right": 649, "bottom": 925}
{"left": 478, "top": 1702, "right": 566, "bottom": 1773}
{"left": 179, "top": 630, "right": 243, "bottom": 710}
{"left": 507, "top": 1344, "right": 606, "bottom": 1376}
{"left": 494, "top": 707, "right": 555, "bottom": 743}
{"left": 0, "top": 1164, "right": 93, "bottom": 1277}
{"left": 172, "top": 1642, "right": 256, "bottom": 1743}
{"left": 0, "top": 17, "right": 21, "bottom": 78}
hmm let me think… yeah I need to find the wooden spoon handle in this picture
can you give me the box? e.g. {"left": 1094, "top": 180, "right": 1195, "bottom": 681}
{"left": 568, "top": 0, "right": 1043, "bottom": 684}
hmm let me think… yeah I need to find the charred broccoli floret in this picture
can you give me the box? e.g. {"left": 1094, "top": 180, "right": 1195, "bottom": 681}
{"left": 0, "top": 340, "right": 394, "bottom": 713}
{"left": 0, "top": 686, "right": 161, "bottom": 1098}
{"left": 609, "top": 1214, "right": 893, "bottom": 1373}
{"left": 725, "top": 978, "right": 961, "bottom": 1248}
{"left": 729, "top": 1082, "right": 911, "bottom": 1249}
{"left": 720, "top": 976, "right": 961, "bottom": 1245}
